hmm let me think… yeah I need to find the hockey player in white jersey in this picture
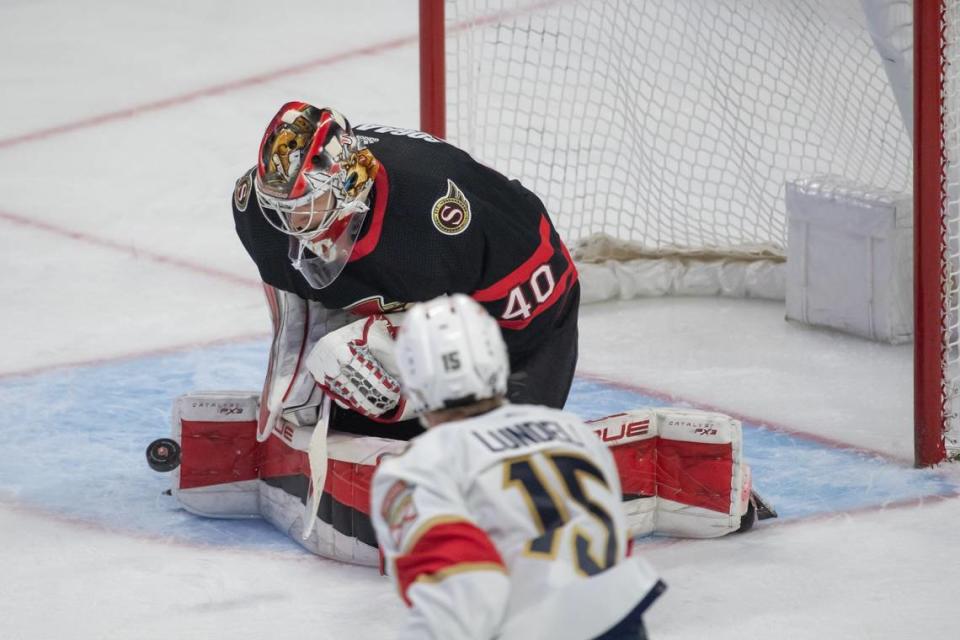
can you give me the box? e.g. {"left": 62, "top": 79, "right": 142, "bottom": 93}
{"left": 371, "top": 294, "right": 666, "bottom": 640}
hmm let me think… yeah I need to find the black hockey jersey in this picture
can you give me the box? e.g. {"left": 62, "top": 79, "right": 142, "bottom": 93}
{"left": 233, "top": 124, "right": 579, "bottom": 404}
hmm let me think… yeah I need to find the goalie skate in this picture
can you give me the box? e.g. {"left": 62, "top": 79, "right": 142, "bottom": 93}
{"left": 737, "top": 490, "right": 779, "bottom": 534}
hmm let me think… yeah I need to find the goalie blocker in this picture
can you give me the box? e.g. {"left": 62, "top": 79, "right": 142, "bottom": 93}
{"left": 149, "top": 392, "right": 773, "bottom": 565}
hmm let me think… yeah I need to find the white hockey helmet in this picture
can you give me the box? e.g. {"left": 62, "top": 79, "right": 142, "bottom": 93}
{"left": 395, "top": 294, "right": 509, "bottom": 414}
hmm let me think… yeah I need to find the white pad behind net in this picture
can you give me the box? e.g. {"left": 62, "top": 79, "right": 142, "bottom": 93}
{"left": 445, "top": 0, "right": 913, "bottom": 253}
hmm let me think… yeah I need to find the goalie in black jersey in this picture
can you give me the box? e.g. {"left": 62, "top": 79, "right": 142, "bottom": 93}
{"left": 232, "top": 101, "right": 579, "bottom": 440}
{"left": 150, "top": 102, "right": 765, "bottom": 565}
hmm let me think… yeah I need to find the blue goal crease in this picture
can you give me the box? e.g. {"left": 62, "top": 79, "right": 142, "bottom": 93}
{"left": 0, "top": 339, "right": 955, "bottom": 551}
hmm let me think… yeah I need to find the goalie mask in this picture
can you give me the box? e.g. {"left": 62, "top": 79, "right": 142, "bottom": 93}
{"left": 395, "top": 294, "right": 509, "bottom": 417}
{"left": 255, "top": 102, "right": 379, "bottom": 289}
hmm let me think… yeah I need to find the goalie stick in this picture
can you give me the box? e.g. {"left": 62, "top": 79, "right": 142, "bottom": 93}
{"left": 302, "top": 393, "right": 332, "bottom": 539}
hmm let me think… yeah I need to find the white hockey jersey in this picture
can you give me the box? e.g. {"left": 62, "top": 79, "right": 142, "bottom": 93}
{"left": 371, "top": 403, "right": 663, "bottom": 640}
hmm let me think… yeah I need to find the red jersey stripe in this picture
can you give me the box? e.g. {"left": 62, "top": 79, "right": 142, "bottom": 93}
{"left": 472, "top": 215, "right": 554, "bottom": 301}
{"left": 395, "top": 519, "right": 506, "bottom": 606}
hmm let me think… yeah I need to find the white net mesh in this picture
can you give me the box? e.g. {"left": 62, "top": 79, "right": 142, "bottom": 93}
{"left": 942, "top": 0, "right": 960, "bottom": 459}
{"left": 445, "top": 0, "right": 913, "bottom": 251}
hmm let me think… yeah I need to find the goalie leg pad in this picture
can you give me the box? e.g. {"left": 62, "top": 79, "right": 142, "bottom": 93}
{"left": 591, "top": 408, "right": 751, "bottom": 538}
{"left": 258, "top": 286, "right": 351, "bottom": 441}
{"left": 171, "top": 391, "right": 262, "bottom": 518}
{"left": 165, "top": 391, "right": 407, "bottom": 565}
{"left": 258, "top": 430, "right": 408, "bottom": 565}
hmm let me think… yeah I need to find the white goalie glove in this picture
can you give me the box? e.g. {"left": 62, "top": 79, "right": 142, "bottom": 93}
{"left": 306, "top": 313, "right": 414, "bottom": 422}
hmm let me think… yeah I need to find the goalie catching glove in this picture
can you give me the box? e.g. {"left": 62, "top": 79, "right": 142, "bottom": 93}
{"left": 306, "top": 313, "right": 415, "bottom": 422}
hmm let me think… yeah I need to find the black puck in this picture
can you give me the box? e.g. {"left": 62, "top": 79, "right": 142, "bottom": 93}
{"left": 146, "top": 438, "right": 181, "bottom": 472}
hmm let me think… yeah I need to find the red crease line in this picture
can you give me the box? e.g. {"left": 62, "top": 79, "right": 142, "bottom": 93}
{"left": 576, "top": 369, "right": 914, "bottom": 465}
{"left": 0, "top": 0, "right": 573, "bottom": 150}
{"left": 0, "top": 332, "right": 270, "bottom": 381}
{"left": 0, "top": 209, "right": 261, "bottom": 290}
{"left": 0, "top": 34, "right": 417, "bottom": 150}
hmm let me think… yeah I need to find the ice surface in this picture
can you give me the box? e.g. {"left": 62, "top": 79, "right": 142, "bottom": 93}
{"left": 1, "top": 1, "right": 959, "bottom": 639}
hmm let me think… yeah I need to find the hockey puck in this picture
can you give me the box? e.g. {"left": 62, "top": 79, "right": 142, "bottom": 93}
{"left": 146, "top": 438, "right": 181, "bottom": 472}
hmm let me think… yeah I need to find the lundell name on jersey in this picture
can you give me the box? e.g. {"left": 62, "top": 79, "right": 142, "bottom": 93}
{"left": 471, "top": 419, "right": 585, "bottom": 453}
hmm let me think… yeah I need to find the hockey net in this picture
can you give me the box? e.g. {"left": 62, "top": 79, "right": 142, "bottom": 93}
{"left": 420, "top": 0, "right": 960, "bottom": 464}
{"left": 438, "top": 0, "right": 912, "bottom": 253}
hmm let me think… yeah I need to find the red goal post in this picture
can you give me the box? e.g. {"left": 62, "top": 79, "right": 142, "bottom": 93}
{"left": 914, "top": 0, "right": 956, "bottom": 467}
{"left": 419, "top": 0, "right": 959, "bottom": 466}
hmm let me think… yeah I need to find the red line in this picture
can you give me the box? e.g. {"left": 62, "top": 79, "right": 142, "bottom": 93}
{"left": 577, "top": 370, "right": 914, "bottom": 465}
{"left": 0, "top": 209, "right": 260, "bottom": 290}
{"left": 0, "top": 331, "right": 269, "bottom": 381}
{"left": 762, "top": 489, "right": 960, "bottom": 528}
{"left": 3, "top": 485, "right": 956, "bottom": 559}
{"left": 0, "top": 0, "right": 572, "bottom": 151}
{"left": 0, "top": 493, "right": 313, "bottom": 562}
{"left": 635, "top": 489, "right": 960, "bottom": 549}
{"left": 0, "top": 35, "right": 416, "bottom": 150}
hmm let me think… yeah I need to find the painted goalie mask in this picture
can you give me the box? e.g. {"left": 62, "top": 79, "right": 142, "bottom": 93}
{"left": 255, "top": 102, "right": 379, "bottom": 289}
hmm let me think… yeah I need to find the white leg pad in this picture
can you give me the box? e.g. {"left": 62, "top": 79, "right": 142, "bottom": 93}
{"left": 171, "top": 391, "right": 262, "bottom": 519}
{"left": 591, "top": 408, "right": 751, "bottom": 538}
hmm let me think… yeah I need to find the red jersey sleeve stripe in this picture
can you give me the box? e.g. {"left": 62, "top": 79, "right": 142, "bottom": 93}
{"left": 394, "top": 519, "right": 506, "bottom": 606}
{"left": 472, "top": 215, "right": 554, "bottom": 301}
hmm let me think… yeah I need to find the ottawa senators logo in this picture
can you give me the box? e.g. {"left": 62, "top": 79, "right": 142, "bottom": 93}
{"left": 431, "top": 179, "right": 472, "bottom": 235}
{"left": 233, "top": 169, "right": 253, "bottom": 212}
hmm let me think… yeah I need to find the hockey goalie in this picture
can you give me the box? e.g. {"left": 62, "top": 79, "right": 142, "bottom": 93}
{"left": 147, "top": 299, "right": 773, "bottom": 566}
{"left": 146, "top": 101, "right": 774, "bottom": 564}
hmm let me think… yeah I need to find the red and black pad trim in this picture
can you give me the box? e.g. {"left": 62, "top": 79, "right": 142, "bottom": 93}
{"left": 258, "top": 434, "right": 379, "bottom": 547}
{"left": 261, "top": 474, "right": 378, "bottom": 548}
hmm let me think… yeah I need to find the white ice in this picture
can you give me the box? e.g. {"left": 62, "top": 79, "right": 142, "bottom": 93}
{"left": 0, "top": 1, "right": 958, "bottom": 639}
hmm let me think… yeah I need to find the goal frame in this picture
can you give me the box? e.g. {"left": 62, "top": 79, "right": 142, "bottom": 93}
{"left": 914, "top": 0, "right": 949, "bottom": 466}
{"left": 419, "top": 0, "right": 954, "bottom": 467}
